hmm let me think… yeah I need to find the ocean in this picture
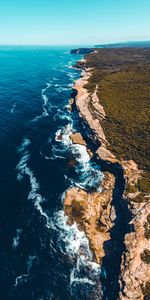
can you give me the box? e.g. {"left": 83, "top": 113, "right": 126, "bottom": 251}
{"left": 0, "top": 46, "right": 104, "bottom": 300}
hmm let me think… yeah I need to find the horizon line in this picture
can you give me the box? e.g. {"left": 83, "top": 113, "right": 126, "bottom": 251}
{"left": 0, "top": 39, "right": 150, "bottom": 47}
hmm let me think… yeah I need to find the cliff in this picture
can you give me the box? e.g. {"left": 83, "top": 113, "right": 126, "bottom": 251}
{"left": 64, "top": 49, "right": 150, "bottom": 299}
{"left": 70, "top": 48, "right": 93, "bottom": 55}
{"left": 64, "top": 172, "right": 115, "bottom": 264}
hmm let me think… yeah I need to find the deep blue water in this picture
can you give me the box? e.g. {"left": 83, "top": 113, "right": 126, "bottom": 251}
{"left": 0, "top": 46, "right": 103, "bottom": 300}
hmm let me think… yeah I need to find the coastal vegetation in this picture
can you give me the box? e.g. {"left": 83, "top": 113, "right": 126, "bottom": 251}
{"left": 142, "top": 282, "right": 150, "bottom": 299}
{"left": 144, "top": 214, "right": 150, "bottom": 239}
{"left": 85, "top": 48, "right": 150, "bottom": 197}
{"left": 140, "top": 249, "right": 150, "bottom": 264}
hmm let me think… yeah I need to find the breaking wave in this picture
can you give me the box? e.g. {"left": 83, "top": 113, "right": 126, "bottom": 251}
{"left": 16, "top": 138, "right": 51, "bottom": 228}
{"left": 12, "top": 49, "right": 104, "bottom": 299}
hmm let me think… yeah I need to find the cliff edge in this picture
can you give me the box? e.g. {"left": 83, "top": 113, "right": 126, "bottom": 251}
{"left": 65, "top": 49, "right": 150, "bottom": 299}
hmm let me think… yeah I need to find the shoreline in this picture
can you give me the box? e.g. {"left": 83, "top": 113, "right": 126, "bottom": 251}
{"left": 72, "top": 58, "right": 147, "bottom": 206}
{"left": 64, "top": 56, "right": 150, "bottom": 299}
{"left": 73, "top": 65, "right": 117, "bottom": 164}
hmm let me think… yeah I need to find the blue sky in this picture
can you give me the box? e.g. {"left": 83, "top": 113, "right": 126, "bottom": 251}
{"left": 0, "top": 0, "right": 150, "bottom": 45}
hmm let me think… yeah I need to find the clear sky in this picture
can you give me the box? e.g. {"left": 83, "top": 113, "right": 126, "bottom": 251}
{"left": 0, "top": 0, "right": 150, "bottom": 45}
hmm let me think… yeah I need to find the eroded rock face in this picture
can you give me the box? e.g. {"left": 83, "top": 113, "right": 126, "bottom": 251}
{"left": 70, "top": 132, "right": 87, "bottom": 146}
{"left": 119, "top": 202, "right": 150, "bottom": 300}
{"left": 96, "top": 145, "right": 118, "bottom": 164}
{"left": 70, "top": 132, "right": 93, "bottom": 157}
{"left": 74, "top": 69, "right": 118, "bottom": 164}
{"left": 64, "top": 172, "right": 115, "bottom": 264}
{"left": 122, "top": 160, "right": 140, "bottom": 183}
{"left": 119, "top": 162, "right": 150, "bottom": 300}
{"left": 68, "top": 98, "right": 74, "bottom": 112}
{"left": 72, "top": 58, "right": 150, "bottom": 297}
{"left": 71, "top": 48, "right": 93, "bottom": 55}
{"left": 74, "top": 72, "right": 109, "bottom": 149}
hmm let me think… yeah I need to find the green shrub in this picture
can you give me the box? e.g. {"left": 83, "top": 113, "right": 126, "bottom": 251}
{"left": 144, "top": 214, "right": 150, "bottom": 240}
{"left": 147, "top": 214, "right": 150, "bottom": 223}
{"left": 126, "top": 183, "right": 137, "bottom": 194}
{"left": 137, "top": 173, "right": 150, "bottom": 193}
{"left": 132, "top": 193, "right": 145, "bottom": 203}
{"left": 142, "top": 282, "right": 150, "bottom": 299}
{"left": 85, "top": 49, "right": 150, "bottom": 174}
{"left": 140, "top": 249, "right": 150, "bottom": 264}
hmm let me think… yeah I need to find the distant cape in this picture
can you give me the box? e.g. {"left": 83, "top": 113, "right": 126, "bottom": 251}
{"left": 95, "top": 40, "right": 150, "bottom": 48}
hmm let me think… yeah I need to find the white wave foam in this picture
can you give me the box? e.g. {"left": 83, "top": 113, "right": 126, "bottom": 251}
{"left": 70, "top": 254, "right": 101, "bottom": 288}
{"left": 50, "top": 144, "right": 66, "bottom": 160}
{"left": 52, "top": 210, "right": 92, "bottom": 258}
{"left": 70, "top": 268, "right": 96, "bottom": 286}
{"left": 17, "top": 138, "right": 31, "bottom": 153}
{"left": 10, "top": 103, "right": 16, "bottom": 114}
{"left": 14, "top": 255, "right": 38, "bottom": 287}
{"left": 16, "top": 138, "right": 51, "bottom": 228}
{"left": 16, "top": 152, "right": 30, "bottom": 181}
{"left": 55, "top": 86, "right": 72, "bottom": 92}
{"left": 55, "top": 123, "right": 103, "bottom": 190}
{"left": 71, "top": 144, "right": 90, "bottom": 166}
{"left": 31, "top": 82, "right": 52, "bottom": 122}
{"left": 55, "top": 123, "right": 73, "bottom": 146}
{"left": 68, "top": 72, "right": 76, "bottom": 79}
{"left": 53, "top": 110, "right": 72, "bottom": 122}
{"left": 51, "top": 209, "right": 101, "bottom": 288}
{"left": 70, "top": 143, "right": 103, "bottom": 190}
{"left": 39, "top": 150, "right": 51, "bottom": 160}
{"left": 27, "top": 255, "right": 38, "bottom": 272}
{"left": 13, "top": 228, "right": 23, "bottom": 249}
{"left": 15, "top": 274, "right": 28, "bottom": 287}
{"left": 41, "top": 83, "right": 49, "bottom": 116}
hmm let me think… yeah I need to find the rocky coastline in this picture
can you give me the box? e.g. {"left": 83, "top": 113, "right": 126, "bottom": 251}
{"left": 64, "top": 57, "right": 150, "bottom": 299}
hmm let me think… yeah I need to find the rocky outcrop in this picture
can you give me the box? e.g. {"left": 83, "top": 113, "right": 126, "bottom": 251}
{"left": 71, "top": 58, "right": 150, "bottom": 299}
{"left": 70, "top": 132, "right": 93, "bottom": 157}
{"left": 71, "top": 48, "right": 93, "bottom": 55}
{"left": 68, "top": 98, "right": 74, "bottom": 112}
{"left": 70, "top": 132, "right": 87, "bottom": 147}
{"left": 118, "top": 161, "right": 150, "bottom": 300}
{"left": 73, "top": 68, "right": 118, "bottom": 164}
{"left": 73, "top": 59, "right": 87, "bottom": 70}
{"left": 64, "top": 172, "right": 115, "bottom": 264}
{"left": 119, "top": 202, "right": 150, "bottom": 300}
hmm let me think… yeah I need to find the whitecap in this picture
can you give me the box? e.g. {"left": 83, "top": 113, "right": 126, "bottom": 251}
{"left": 50, "top": 209, "right": 101, "bottom": 290}
{"left": 70, "top": 268, "right": 96, "bottom": 286}
{"left": 15, "top": 274, "right": 28, "bottom": 287}
{"left": 13, "top": 228, "right": 23, "bottom": 249}
{"left": 70, "top": 143, "right": 103, "bottom": 190}
{"left": 55, "top": 123, "right": 103, "bottom": 190}
{"left": 16, "top": 138, "right": 51, "bottom": 228}
{"left": 55, "top": 123, "right": 73, "bottom": 147}
{"left": 52, "top": 210, "right": 92, "bottom": 259}
{"left": 17, "top": 138, "right": 31, "bottom": 153}
{"left": 31, "top": 82, "right": 52, "bottom": 122}
{"left": 27, "top": 255, "right": 38, "bottom": 272}
{"left": 53, "top": 111, "right": 72, "bottom": 122}
{"left": 68, "top": 72, "right": 77, "bottom": 79}
{"left": 55, "top": 86, "right": 72, "bottom": 92}
{"left": 14, "top": 255, "right": 39, "bottom": 287}
{"left": 10, "top": 103, "right": 16, "bottom": 114}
